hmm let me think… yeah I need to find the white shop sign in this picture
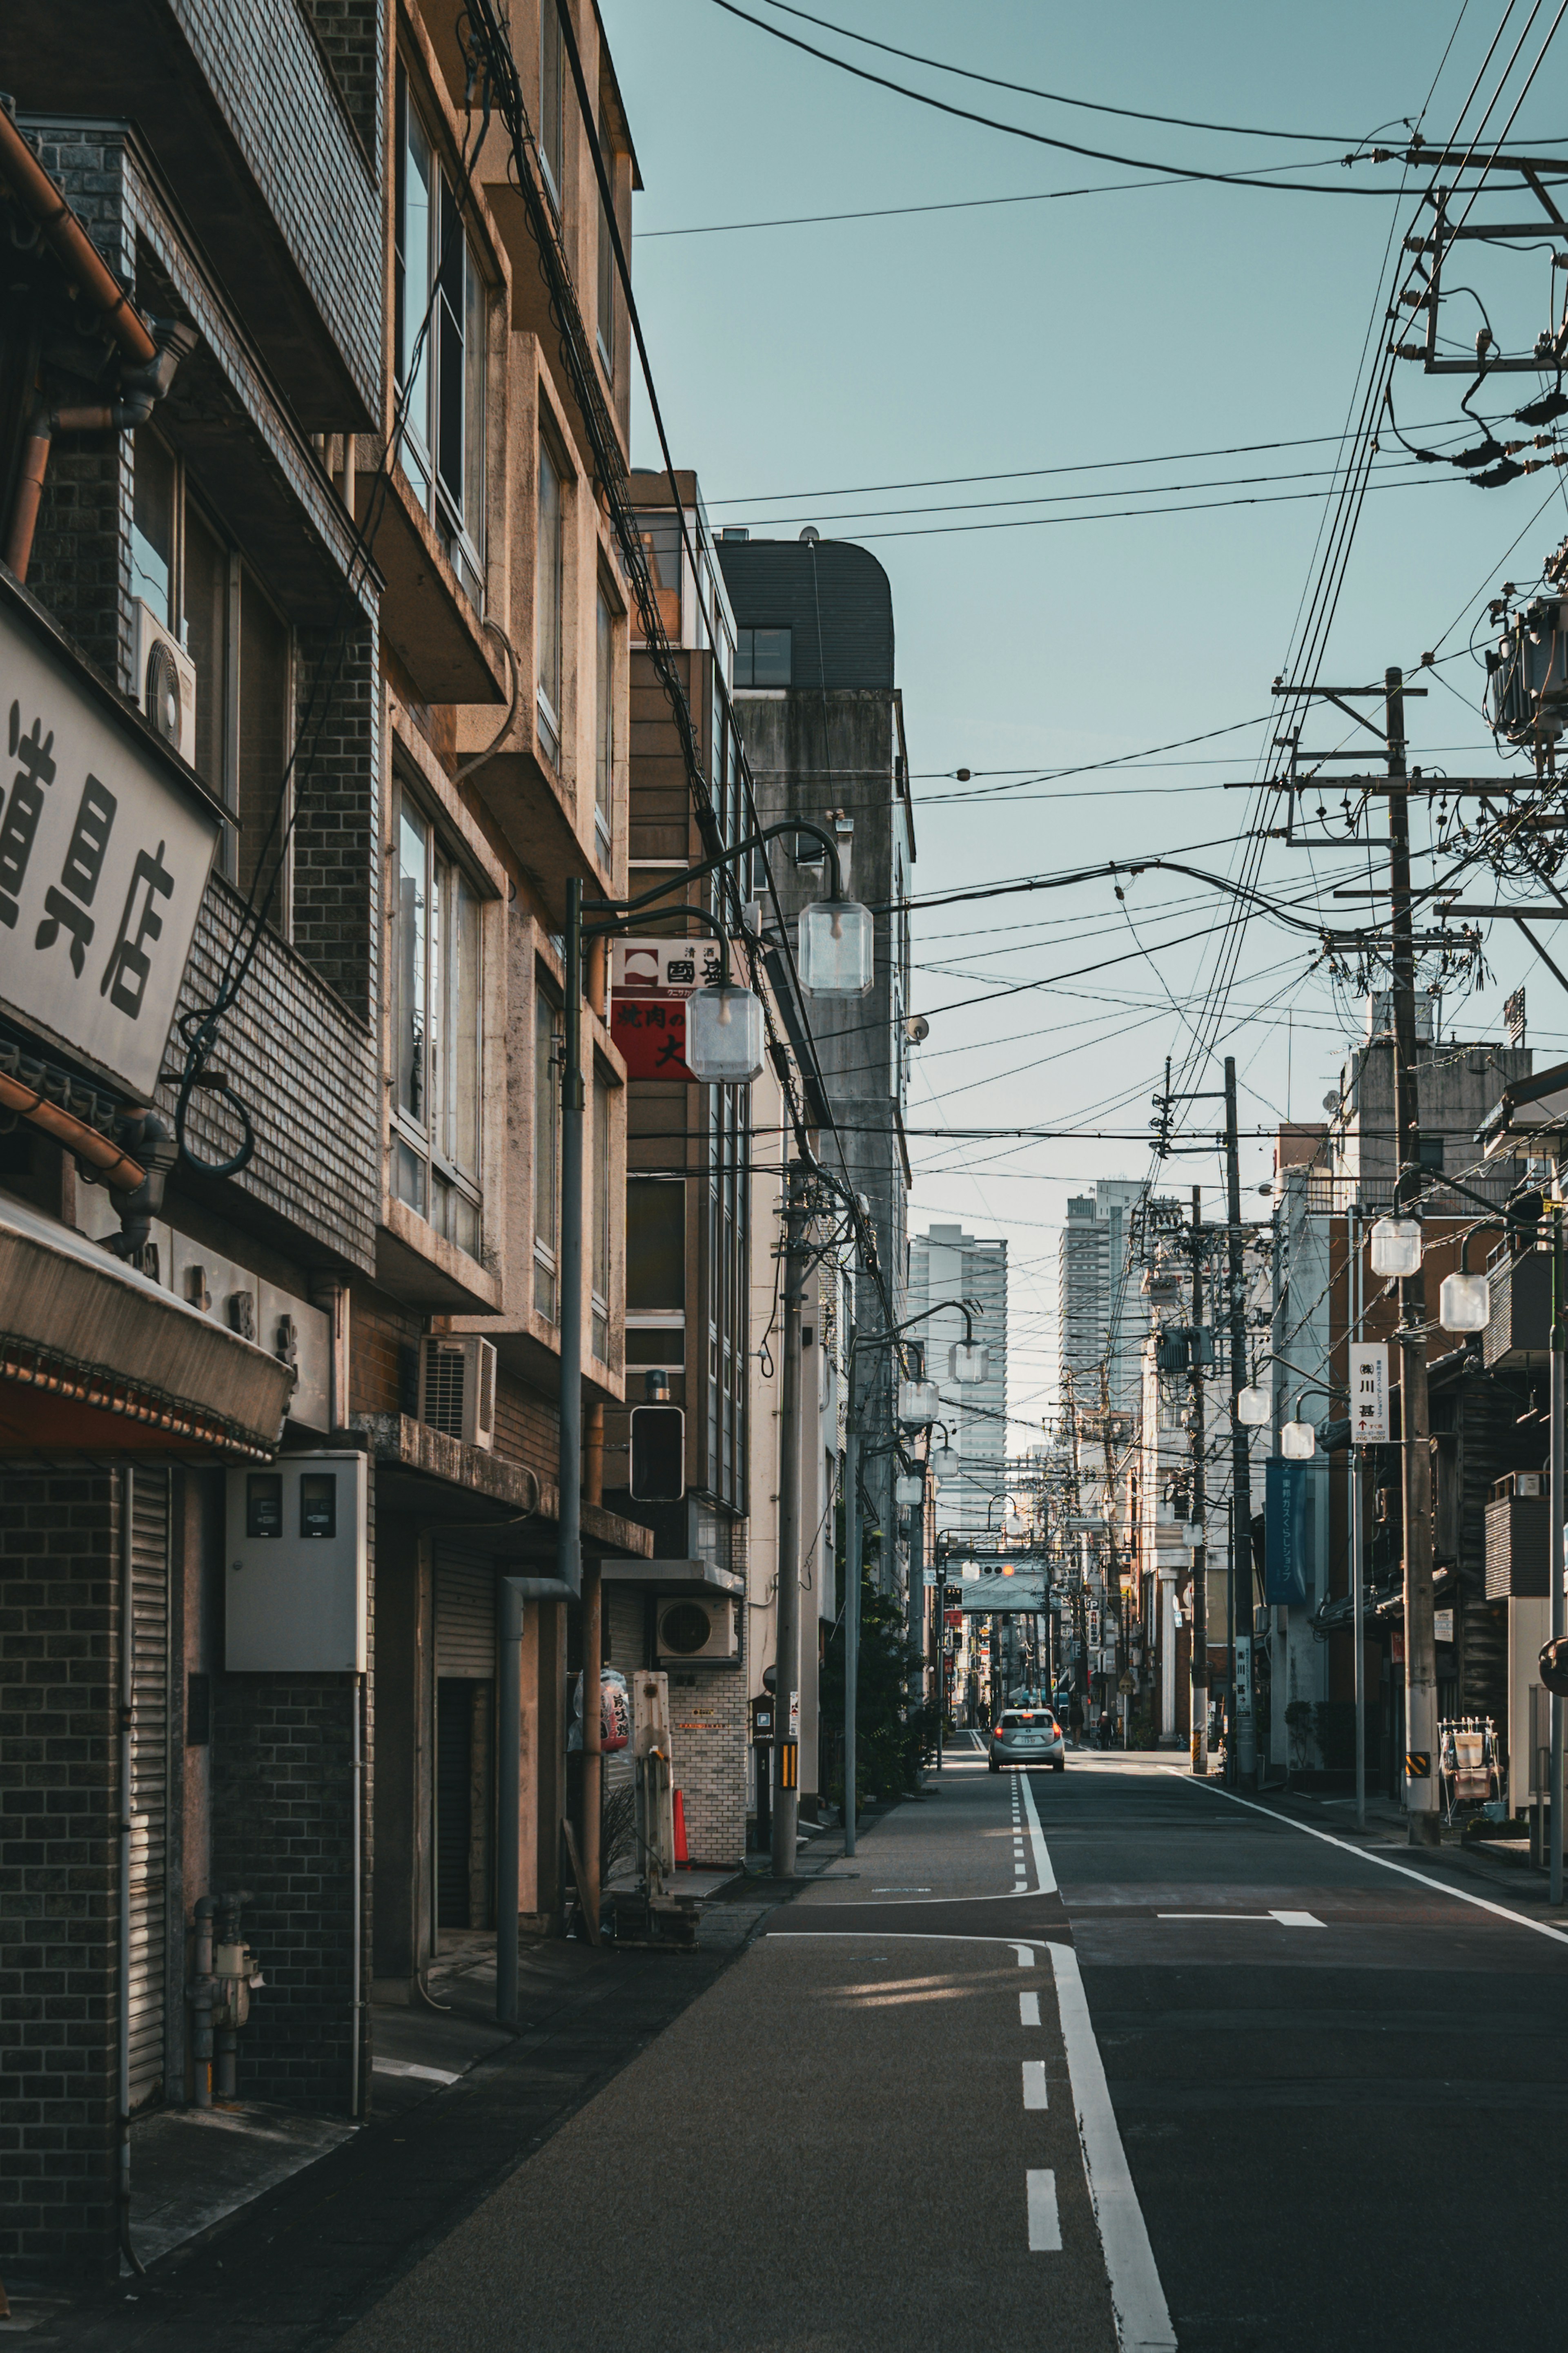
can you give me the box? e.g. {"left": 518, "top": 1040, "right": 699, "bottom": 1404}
{"left": 0, "top": 590, "right": 220, "bottom": 1097}
{"left": 1349, "top": 1343, "right": 1390, "bottom": 1446}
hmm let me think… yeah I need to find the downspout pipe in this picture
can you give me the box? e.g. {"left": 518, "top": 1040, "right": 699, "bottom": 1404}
{"left": 5, "top": 335, "right": 197, "bottom": 583}
{"left": 0, "top": 103, "right": 156, "bottom": 364}
{"left": 118, "top": 1468, "right": 145, "bottom": 2277}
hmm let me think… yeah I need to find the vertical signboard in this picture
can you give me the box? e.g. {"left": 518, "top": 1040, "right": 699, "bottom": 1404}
{"left": 0, "top": 584, "right": 221, "bottom": 1096}
{"left": 1349, "top": 1343, "right": 1389, "bottom": 1445}
{"left": 1264, "top": 1458, "right": 1310, "bottom": 1607}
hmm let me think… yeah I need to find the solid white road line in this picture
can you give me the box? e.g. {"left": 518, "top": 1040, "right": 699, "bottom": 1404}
{"left": 372, "top": 2058, "right": 460, "bottom": 2083}
{"left": 1022, "top": 2059, "right": 1049, "bottom": 2109}
{"left": 1048, "top": 1941, "right": 1176, "bottom": 2353}
{"left": 1026, "top": 2168, "right": 1062, "bottom": 2251}
{"left": 1171, "top": 1772, "right": 1568, "bottom": 1949}
{"left": 1018, "top": 1763, "right": 1058, "bottom": 1894}
{"left": 1020, "top": 1990, "right": 1041, "bottom": 2025}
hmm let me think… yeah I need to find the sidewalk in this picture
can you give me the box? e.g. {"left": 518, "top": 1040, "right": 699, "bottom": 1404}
{"left": 6, "top": 1817, "right": 871, "bottom": 2353}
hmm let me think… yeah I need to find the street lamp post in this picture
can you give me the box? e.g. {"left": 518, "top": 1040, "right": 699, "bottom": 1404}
{"left": 508, "top": 821, "right": 872, "bottom": 1967}
{"left": 841, "top": 1300, "right": 990, "bottom": 1854}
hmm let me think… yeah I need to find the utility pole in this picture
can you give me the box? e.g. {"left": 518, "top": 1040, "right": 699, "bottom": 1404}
{"left": 1224, "top": 1057, "right": 1256, "bottom": 1784}
{"left": 1385, "top": 665, "right": 1440, "bottom": 1847}
{"left": 772, "top": 1163, "right": 808, "bottom": 1879}
{"left": 1552, "top": 1197, "right": 1564, "bottom": 1904}
{"left": 1188, "top": 1186, "right": 1209, "bottom": 1775}
{"left": 843, "top": 1343, "right": 862, "bottom": 1855}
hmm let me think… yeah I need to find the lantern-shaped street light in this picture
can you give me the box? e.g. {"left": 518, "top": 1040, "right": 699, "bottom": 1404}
{"left": 798, "top": 895, "right": 876, "bottom": 997}
{"left": 685, "top": 982, "right": 765, "bottom": 1084}
{"left": 1237, "top": 1385, "right": 1271, "bottom": 1427}
{"left": 1439, "top": 1269, "right": 1490, "bottom": 1332}
{"left": 949, "top": 1341, "right": 990, "bottom": 1383}
{"left": 1279, "top": 1418, "right": 1316, "bottom": 1460}
{"left": 895, "top": 1473, "right": 924, "bottom": 1507}
{"left": 1370, "top": 1216, "right": 1422, "bottom": 1277}
{"left": 898, "top": 1378, "right": 941, "bottom": 1425}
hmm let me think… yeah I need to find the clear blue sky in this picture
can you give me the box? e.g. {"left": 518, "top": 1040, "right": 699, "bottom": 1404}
{"left": 601, "top": 0, "right": 1568, "bottom": 1428}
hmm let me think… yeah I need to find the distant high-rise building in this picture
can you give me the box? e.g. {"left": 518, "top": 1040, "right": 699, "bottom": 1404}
{"left": 908, "top": 1223, "right": 1007, "bottom": 1544}
{"left": 1058, "top": 1180, "right": 1147, "bottom": 1417}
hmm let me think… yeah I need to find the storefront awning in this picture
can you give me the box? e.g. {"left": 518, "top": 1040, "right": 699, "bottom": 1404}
{"left": 0, "top": 1196, "right": 293, "bottom": 1458}
{"left": 599, "top": 1557, "right": 743, "bottom": 1597}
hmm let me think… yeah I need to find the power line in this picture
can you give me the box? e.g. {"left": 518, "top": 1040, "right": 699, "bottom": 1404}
{"left": 806, "top": 469, "right": 1464, "bottom": 545}
{"left": 752, "top": 0, "right": 1395, "bottom": 143}
{"left": 706, "top": 421, "right": 1474, "bottom": 506}
{"left": 708, "top": 0, "right": 1426, "bottom": 195}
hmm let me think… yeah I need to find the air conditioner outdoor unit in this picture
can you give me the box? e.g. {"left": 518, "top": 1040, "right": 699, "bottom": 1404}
{"left": 655, "top": 1595, "right": 737, "bottom": 1663}
{"left": 419, "top": 1335, "right": 497, "bottom": 1450}
{"left": 133, "top": 599, "right": 198, "bottom": 765}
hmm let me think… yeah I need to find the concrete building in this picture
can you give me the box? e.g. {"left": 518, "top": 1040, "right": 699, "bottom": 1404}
{"left": 908, "top": 1222, "right": 1008, "bottom": 1546}
{"left": 715, "top": 531, "right": 915, "bottom": 1590}
{"left": 1058, "top": 1179, "right": 1148, "bottom": 1418}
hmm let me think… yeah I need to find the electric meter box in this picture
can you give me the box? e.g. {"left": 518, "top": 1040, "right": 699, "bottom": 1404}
{"left": 225, "top": 1451, "right": 368, "bottom": 1672}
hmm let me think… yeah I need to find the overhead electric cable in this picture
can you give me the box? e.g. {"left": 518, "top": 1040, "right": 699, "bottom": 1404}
{"left": 708, "top": 0, "right": 1420, "bottom": 194}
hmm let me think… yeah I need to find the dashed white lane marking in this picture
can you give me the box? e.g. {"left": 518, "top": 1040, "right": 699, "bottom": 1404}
{"left": 1011, "top": 1943, "right": 1036, "bottom": 1966}
{"left": 1172, "top": 1771, "right": 1568, "bottom": 1949}
{"left": 1156, "top": 1909, "right": 1325, "bottom": 1927}
{"left": 1022, "top": 2059, "right": 1049, "bottom": 2109}
{"left": 1026, "top": 2169, "right": 1062, "bottom": 2251}
{"left": 1020, "top": 1990, "right": 1041, "bottom": 2025}
{"left": 1048, "top": 1941, "right": 1176, "bottom": 2351}
{"left": 1018, "top": 1765, "right": 1058, "bottom": 1894}
{"left": 372, "top": 2058, "right": 460, "bottom": 2083}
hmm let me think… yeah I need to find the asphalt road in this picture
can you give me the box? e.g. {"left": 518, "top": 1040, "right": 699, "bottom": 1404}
{"left": 333, "top": 1740, "right": 1568, "bottom": 2353}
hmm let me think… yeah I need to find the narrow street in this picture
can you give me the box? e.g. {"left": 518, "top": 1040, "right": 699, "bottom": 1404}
{"left": 298, "top": 1749, "right": 1563, "bottom": 2353}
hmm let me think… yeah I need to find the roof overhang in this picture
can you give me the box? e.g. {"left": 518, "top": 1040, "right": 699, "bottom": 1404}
{"left": 0, "top": 1196, "right": 293, "bottom": 1458}
{"left": 599, "top": 1556, "right": 743, "bottom": 1597}
{"left": 1479, "top": 1057, "right": 1568, "bottom": 1155}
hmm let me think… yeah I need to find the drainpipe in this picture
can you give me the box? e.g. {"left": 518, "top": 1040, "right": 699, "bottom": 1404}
{"left": 5, "top": 343, "right": 197, "bottom": 584}
{"left": 0, "top": 104, "right": 157, "bottom": 364}
{"left": 350, "top": 1673, "right": 364, "bottom": 2118}
{"left": 118, "top": 1468, "right": 145, "bottom": 2276}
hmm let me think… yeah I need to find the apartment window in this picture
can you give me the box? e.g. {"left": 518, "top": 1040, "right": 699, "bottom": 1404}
{"left": 625, "top": 1176, "right": 684, "bottom": 1365}
{"left": 539, "top": 0, "right": 565, "bottom": 205}
{"left": 634, "top": 512, "right": 681, "bottom": 592}
{"left": 534, "top": 988, "right": 561, "bottom": 1317}
{"left": 390, "top": 785, "right": 484, "bottom": 1258}
{"left": 129, "top": 427, "right": 294, "bottom": 918}
{"left": 592, "top": 1066, "right": 612, "bottom": 1363}
{"left": 536, "top": 438, "right": 564, "bottom": 767}
{"left": 735, "top": 626, "right": 791, "bottom": 686}
{"left": 395, "top": 65, "right": 487, "bottom": 605}
{"left": 597, "top": 193, "right": 616, "bottom": 376}
{"left": 595, "top": 582, "right": 615, "bottom": 856}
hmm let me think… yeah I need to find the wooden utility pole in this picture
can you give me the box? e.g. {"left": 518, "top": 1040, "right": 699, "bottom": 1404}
{"left": 1188, "top": 1187, "right": 1209, "bottom": 1775}
{"left": 1385, "top": 666, "right": 1439, "bottom": 1845}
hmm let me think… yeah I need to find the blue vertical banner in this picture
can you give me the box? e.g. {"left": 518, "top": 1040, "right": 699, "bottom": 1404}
{"left": 1265, "top": 1459, "right": 1310, "bottom": 1606}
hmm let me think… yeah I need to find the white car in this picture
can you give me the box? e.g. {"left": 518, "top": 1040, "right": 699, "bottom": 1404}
{"left": 989, "top": 1708, "right": 1066, "bottom": 1773}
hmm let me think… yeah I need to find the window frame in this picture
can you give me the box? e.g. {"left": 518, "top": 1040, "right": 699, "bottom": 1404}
{"left": 536, "top": 432, "right": 566, "bottom": 770}
{"left": 129, "top": 425, "right": 295, "bottom": 920}
{"left": 533, "top": 981, "right": 562, "bottom": 1318}
{"left": 394, "top": 60, "right": 488, "bottom": 607}
{"left": 594, "top": 575, "right": 617, "bottom": 860}
{"left": 539, "top": 0, "right": 565, "bottom": 209}
{"left": 389, "top": 769, "right": 487, "bottom": 1260}
{"left": 734, "top": 625, "right": 792, "bottom": 687}
{"left": 591, "top": 1060, "right": 614, "bottom": 1366}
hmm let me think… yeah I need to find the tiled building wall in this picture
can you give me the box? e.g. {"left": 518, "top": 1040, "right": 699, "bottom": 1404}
{"left": 0, "top": 1471, "right": 120, "bottom": 2277}
{"left": 665, "top": 1636, "right": 748, "bottom": 1869}
{"left": 166, "top": 879, "right": 380, "bottom": 1274}
{"left": 168, "top": 0, "right": 383, "bottom": 408}
{"left": 296, "top": 0, "right": 383, "bottom": 163}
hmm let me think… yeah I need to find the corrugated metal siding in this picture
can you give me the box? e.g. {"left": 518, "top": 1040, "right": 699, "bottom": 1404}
{"left": 435, "top": 1550, "right": 497, "bottom": 1677}
{"left": 715, "top": 541, "right": 894, "bottom": 688}
{"left": 129, "top": 1469, "right": 169, "bottom": 2111}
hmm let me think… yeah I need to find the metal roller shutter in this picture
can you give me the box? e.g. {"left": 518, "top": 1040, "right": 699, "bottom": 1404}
{"left": 434, "top": 1549, "right": 496, "bottom": 1932}
{"left": 128, "top": 1468, "right": 169, "bottom": 2111}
